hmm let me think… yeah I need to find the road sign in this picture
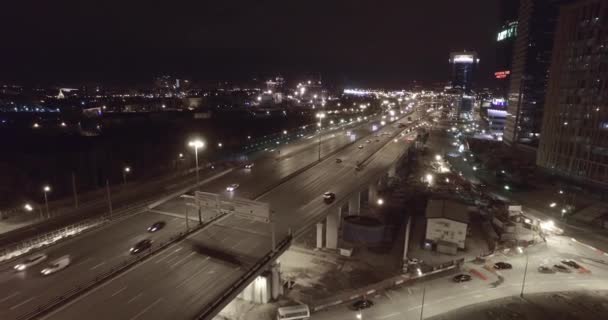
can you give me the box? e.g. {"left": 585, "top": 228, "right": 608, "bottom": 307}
{"left": 220, "top": 196, "right": 272, "bottom": 223}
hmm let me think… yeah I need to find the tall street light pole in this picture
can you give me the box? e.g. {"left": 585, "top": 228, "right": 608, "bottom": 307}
{"left": 43, "top": 185, "right": 51, "bottom": 218}
{"left": 520, "top": 248, "right": 529, "bottom": 298}
{"left": 316, "top": 112, "right": 326, "bottom": 161}
{"left": 123, "top": 166, "right": 131, "bottom": 185}
{"left": 188, "top": 139, "right": 205, "bottom": 186}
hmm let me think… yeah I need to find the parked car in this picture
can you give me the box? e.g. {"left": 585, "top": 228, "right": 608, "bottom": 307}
{"left": 538, "top": 266, "right": 555, "bottom": 274}
{"left": 493, "top": 262, "right": 512, "bottom": 270}
{"left": 561, "top": 259, "right": 581, "bottom": 269}
{"left": 553, "top": 264, "right": 571, "bottom": 273}
{"left": 452, "top": 274, "right": 472, "bottom": 283}
{"left": 14, "top": 253, "right": 47, "bottom": 271}
{"left": 335, "top": 158, "right": 342, "bottom": 163}
{"left": 147, "top": 221, "right": 166, "bottom": 232}
{"left": 358, "top": 145, "right": 364, "bottom": 149}
{"left": 41, "top": 255, "right": 71, "bottom": 276}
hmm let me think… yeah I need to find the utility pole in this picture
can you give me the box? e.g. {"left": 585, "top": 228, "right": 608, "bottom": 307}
{"left": 106, "top": 179, "right": 113, "bottom": 219}
{"left": 520, "top": 252, "right": 529, "bottom": 298}
{"left": 420, "top": 286, "right": 426, "bottom": 320}
{"left": 72, "top": 172, "right": 78, "bottom": 208}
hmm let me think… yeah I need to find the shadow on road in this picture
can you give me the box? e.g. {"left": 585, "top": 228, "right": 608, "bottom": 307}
{"left": 186, "top": 240, "right": 257, "bottom": 268}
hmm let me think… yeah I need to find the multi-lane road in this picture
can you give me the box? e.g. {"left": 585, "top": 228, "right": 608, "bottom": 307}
{"left": 0, "top": 108, "right": 425, "bottom": 320}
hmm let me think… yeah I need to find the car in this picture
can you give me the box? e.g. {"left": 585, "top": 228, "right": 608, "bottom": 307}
{"left": 335, "top": 158, "right": 342, "bottom": 163}
{"left": 365, "top": 139, "right": 371, "bottom": 144}
{"left": 452, "top": 274, "right": 472, "bottom": 283}
{"left": 130, "top": 239, "right": 152, "bottom": 254}
{"left": 323, "top": 192, "right": 336, "bottom": 203}
{"left": 553, "top": 264, "right": 571, "bottom": 273}
{"left": 538, "top": 266, "right": 555, "bottom": 274}
{"left": 14, "top": 253, "right": 47, "bottom": 271}
{"left": 358, "top": 145, "right": 364, "bottom": 149}
{"left": 226, "top": 183, "right": 240, "bottom": 192}
{"left": 352, "top": 299, "right": 374, "bottom": 310}
{"left": 147, "top": 221, "right": 166, "bottom": 232}
{"left": 493, "top": 262, "right": 512, "bottom": 270}
{"left": 40, "top": 255, "right": 70, "bottom": 276}
{"left": 244, "top": 163, "right": 254, "bottom": 169}
{"left": 561, "top": 259, "right": 581, "bottom": 269}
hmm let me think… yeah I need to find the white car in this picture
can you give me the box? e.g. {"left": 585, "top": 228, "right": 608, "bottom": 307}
{"left": 358, "top": 145, "right": 364, "bottom": 149}
{"left": 226, "top": 183, "right": 240, "bottom": 192}
{"left": 244, "top": 163, "right": 254, "bottom": 169}
{"left": 14, "top": 253, "right": 47, "bottom": 271}
{"left": 40, "top": 255, "right": 71, "bottom": 276}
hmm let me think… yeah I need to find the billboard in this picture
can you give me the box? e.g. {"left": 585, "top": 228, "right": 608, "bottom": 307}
{"left": 194, "top": 192, "right": 271, "bottom": 223}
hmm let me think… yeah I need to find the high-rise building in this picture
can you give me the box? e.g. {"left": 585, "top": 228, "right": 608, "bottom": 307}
{"left": 449, "top": 52, "right": 479, "bottom": 93}
{"left": 537, "top": 0, "right": 608, "bottom": 187}
{"left": 494, "top": 0, "right": 520, "bottom": 98}
{"left": 503, "top": 0, "right": 572, "bottom": 146}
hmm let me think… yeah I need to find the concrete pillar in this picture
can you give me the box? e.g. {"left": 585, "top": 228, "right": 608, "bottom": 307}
{"left": 326, "top": 207, "right": 340, "bottom": 249}
{"left": 388, "top": 164, "right": 397, "bottom": 178}
{"left": 348, "top": 192, "right": 361, "bottom": 215}
{"left": 271, "top": 262, "right": 282, "bottom": 299}
{"left": 316, "top": 222, "right": 324, "bottom": 249}
{"left": 368, "top": 182, "right": 378, "bottom": 204}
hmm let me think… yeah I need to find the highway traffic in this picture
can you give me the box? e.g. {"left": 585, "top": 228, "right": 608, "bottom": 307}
{"left": 0, "top": 108, "right": 425, "bottom": 320}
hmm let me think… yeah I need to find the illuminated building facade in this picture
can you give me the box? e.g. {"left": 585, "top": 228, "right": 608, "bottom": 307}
{"left": 504, "top": 0, "right": 572, "bottom": 146}
{"left": 537, "top": 0, "right": 608, "bottom": 186}
{"left": 449, "top": 52, "right": 479, "bottom": 94}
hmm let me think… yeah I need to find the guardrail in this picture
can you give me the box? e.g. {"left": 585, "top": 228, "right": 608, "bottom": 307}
{"left": 309, "top": 258, "right": 464, "bottom": 312}
{"left": 0, "top": 199, "right": 152, "bottom": 265}
{"left": 194, "top": 234, "right": 293, "bottom": 320}
{"left": 15, "top": 209, "right": 229, "bottom": 320}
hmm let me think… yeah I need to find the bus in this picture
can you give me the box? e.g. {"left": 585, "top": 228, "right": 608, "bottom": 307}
{"left": 276, "top": 304, "right": 310, "bottom": 320}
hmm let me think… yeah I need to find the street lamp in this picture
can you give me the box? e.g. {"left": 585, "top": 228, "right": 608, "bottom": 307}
{"left": 316, "top": 112, "right": 326, "bottom": 161}
{"left": 43, "top": 185, "right": 51, "bottom": 218}
{"left": 188, "top": 139, "right": 205, "bottom": 185}
{"left": 377, "top": 198, "right": 384, "bottom": 206}
{"left": 24, "top": 203, "right": 33, "bottom": 212}
{"left": 123, "top": 166, "right": 131, "bottom": 185}
{"left": 217, "top": 142, "right": 223, "bottom": 148}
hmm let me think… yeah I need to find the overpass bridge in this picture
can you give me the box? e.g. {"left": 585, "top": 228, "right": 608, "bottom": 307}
{"left": 1, "top": 108, "right": 429, "bottom": 320}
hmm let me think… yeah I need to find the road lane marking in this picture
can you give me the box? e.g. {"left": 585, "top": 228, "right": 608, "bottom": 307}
{"left": 0, "top": 291, "right": 20, "bottom": 303}
{"left": 127, "top": 293, "right": 142, "bottom": 304}
{"left": 176, "top": 259, "right": 210, "bottom": 289}
{"left": 129, "top": 298, "right": 163, "bottom": 320}
{"left": 72, "top": 257, "right": 93, "bottom": 267}
{"left": 155, "top": 247, "right": 182, "bottom": 264}
{"left": 378, "top": 312, "right": 400, "bottom": 319}
{"left": 170, "top": 252, "right": 195, "bottom": 268}
{"left": 9, "top": 297, "right": 35, "bottom": 310}
{"left": 111, "top": 286, "right": 127, "bottom": 297}
{"left": 90, "top": 261, "right": 106, "bottom": 270}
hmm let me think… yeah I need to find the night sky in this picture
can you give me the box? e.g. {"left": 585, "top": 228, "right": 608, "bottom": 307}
{"left": 1, "top": 0, "right": 499, "bottom": 87}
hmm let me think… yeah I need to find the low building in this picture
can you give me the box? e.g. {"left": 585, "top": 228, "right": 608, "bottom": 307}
{"left": 425, "top": 199, "right": 470, "bottom": 251}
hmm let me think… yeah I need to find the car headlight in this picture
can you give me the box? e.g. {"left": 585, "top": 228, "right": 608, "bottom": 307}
{"left": 130, "top": 248, "right": 134, "bottom": 252}
{"left": 42, "top": 269, "right": 50, "bottom": 275}
{"left": 15, "top": 264, "right": 25, "bottom": 271}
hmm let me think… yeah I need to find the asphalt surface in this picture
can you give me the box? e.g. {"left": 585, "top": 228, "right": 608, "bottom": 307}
{"left": 0, "top": 109, "right": 422, "bottom": 320}
{"left": 30, "top": 110, "right": 424, "bottom": 320}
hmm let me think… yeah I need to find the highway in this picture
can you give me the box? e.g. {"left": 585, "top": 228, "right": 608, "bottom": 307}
{"left": 310, "top": 235, "right": 608, "bottom": 320}
{"left": 0, "top": 109, "right": 422, "bottom": 320}
{"left": 32, "top": 110, "right": 424, "bottom": 320}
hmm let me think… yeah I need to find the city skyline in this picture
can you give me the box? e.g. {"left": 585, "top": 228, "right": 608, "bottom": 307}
{"left": 1, "top": 0, "right": 498, "bottom": 87}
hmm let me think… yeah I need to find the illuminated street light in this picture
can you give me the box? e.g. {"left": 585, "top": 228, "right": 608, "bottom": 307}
{"left": 24, "top": 203, "right": 33, "bottom": 211}
{"left": 435, "top": 154, "right": 442, "bottom": 161}
{"left": 188, "top": 139, "right": 205, "bottom": 185}
{"left": 218, "top": 142, "right": 223, "bottom": 148}
{"left": 33, "top": 123, "right": 40, "bottom": 128}
{"left": 122, "top": 166, "right": 131, "bottom": 185}
{"left": 377, "top": 198, "right": 384, "bottom": 206}
{"left": 356, "top": 313, "right": 362, "bottom": 320}
{"left": 315, "top": 112, "right": 326, "bottom": 161}
{"left": 504, "top": 185, "right": 510, "bottom": 191}
{"left": 549, "top": 202, "right": 557, "bottom": 208}
{"left": 283, "top": 130, "right": 288, "bottom": 135}
{"left": 472, "top": 166, "right": 477, "bottom": 171}
{"left": 60, "top": 122, "right": 67, "bottom": 127}
{"left": 425, "top": 174, "right": 433, "bottom": 184}
{"left": 42, "top": 185, "right": 51, "bottom": 218}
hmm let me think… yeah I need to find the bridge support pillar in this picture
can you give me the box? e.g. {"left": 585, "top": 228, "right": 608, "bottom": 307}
{"left": 388, "top": 164, "right": 397, "bottom": 178}
{"left": 348, "top": 192, "right": 361, "bottom": 215}
{"left": 368, "top": 182, "right": 378, "bottom": 205}
{"left": 271, "top": 261, "right": 283, "bottom": 300}
{"left": 316, "top": 222, "right": 324, "bottom": 249}
{"left": 325, "top": 206, "right": 340, "bottom": 249}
